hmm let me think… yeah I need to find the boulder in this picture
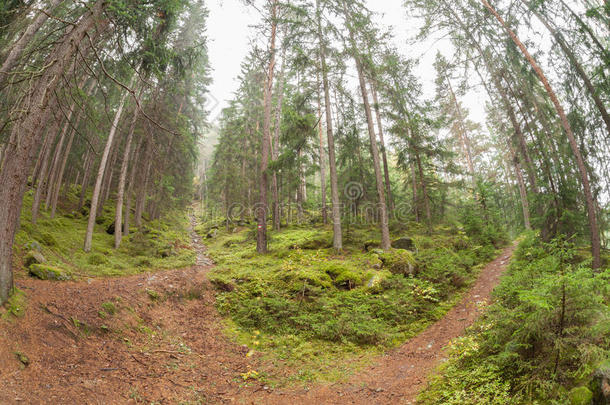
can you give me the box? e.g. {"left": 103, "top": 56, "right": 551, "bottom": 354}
{"left": 364, "top": 240, "right": 380, "bottom": 252}
{"left": 29, "top": 264, "right": 70, "bottom": 281}
{"left": 392, "top": 237, "right": 414, "bottom": 251}
{"left": 24, "top": 250, "right": 46, "bottom": 268}
{"left": 25, "top": 241, "right": 42, "bottom": 252}
{"left": 379, "top": 249, "right": 416, "bottom": 276}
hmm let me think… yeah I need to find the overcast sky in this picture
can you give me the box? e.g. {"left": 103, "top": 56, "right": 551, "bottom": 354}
{"left": 205, "top": 0, "right": 488, "bottom": 125}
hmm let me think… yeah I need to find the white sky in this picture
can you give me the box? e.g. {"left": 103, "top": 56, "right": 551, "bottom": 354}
{"left": 205, "top": 0, "right": 488, "bottom": 124}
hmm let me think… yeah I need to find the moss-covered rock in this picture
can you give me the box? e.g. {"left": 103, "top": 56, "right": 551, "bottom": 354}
{"left": 24, "top": 250, "right": 46, "bottom": 268}
{"left": 569, "top": 386, "right": 593, "bottom": 405}
{"left": 392, "top": 237, "right": 414, "bottom": 251}
{"left": 364, "top": 239, "right": 380, "bottom": 252}
{"left": 379, "top": 249, "right": 416, "bottom": 276}
{"left": 29, "top": 264, "right": 69, "bottom": 280}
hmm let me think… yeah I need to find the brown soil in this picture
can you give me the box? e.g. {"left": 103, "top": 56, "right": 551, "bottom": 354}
{"left": 0, "top": 218, "right": 515, "bottom": 405}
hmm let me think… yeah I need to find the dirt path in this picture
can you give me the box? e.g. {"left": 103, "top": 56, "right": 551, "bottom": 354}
{"left": 0, "top": 216, "right": 514, "bottom": 404}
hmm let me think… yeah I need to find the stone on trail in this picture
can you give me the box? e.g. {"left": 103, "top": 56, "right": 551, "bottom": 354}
{"left": 29, "top": 264, "right": 70, "bottom": 281}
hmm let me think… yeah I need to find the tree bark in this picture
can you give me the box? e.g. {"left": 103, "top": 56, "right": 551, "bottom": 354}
{"left": 84, "top": 76, "right": 133, "bottom": 252}
{"left": 481, "top": 0, "right": 601, "bottom": 268}
{"left": 123, "top": 135, "right": 144, "bottom": 237}
{"left": 271, "top": 46, "right": 286, "bottom": 232}
{"left": 370, "top": 81, "right": 393, "bottom": 213}
{"left": 317, "top": 0, "right": 342, "bottom": 251}
{"left": 257, "top": 0, "right": 278, "bottom": 254}
{"left": 343, "top": 1, "right": 391, "bottom": 251}
{"left": 114, "top": 102, "right": 140, "bottom": 248}
{"left": 317, "top": 72, "right": 327, "bottom": 224}
{"left": 31, "top": 121, "right": 60, "bottom": 224}
{"left": 0, "top": 0, "right": 105, "bottom": 304}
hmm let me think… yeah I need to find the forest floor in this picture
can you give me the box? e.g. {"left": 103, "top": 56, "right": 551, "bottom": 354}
{"left": 0, "top": 213, "right": 514, "bottom": 405}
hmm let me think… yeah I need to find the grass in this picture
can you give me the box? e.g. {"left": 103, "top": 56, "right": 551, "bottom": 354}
{"left": 13, "top": 187, "right": 196, "bottom": 280}
{"left": 200, "top": 215, "right": 505, "bottom": 385}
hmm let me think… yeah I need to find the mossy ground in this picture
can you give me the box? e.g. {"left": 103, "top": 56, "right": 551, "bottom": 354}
{"left": 13, "top": 187, "right": 195, "bottom": 280}
{"left": 200, "top": 215, "right": 504, "bottom": 385}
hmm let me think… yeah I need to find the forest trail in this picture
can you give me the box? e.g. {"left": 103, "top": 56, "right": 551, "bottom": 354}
{"left": 0, "top": 214, "right": 514, "bottom": 404}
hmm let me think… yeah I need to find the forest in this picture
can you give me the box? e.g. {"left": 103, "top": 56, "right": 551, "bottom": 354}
{"left": 0, "top": 0, "right": 608, "bottom": 404}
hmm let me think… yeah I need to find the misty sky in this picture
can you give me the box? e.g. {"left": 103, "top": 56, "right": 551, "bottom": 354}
{"left": 205, "top": 0, "right": 488, "bottom": 125}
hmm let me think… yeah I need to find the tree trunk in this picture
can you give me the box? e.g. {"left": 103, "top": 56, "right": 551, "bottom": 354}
{"left": 0, "top": 0, "right": 104, "bottom": 304}
{"left": 84, "top": 76, "right": 133, "bottom": 252}
{"left": 32, "top": 121, "right": 60, "bottom": 224}
{"left": 123, "top": 135, "right": 144, "bottom": 237}
{"left": 135, "top": 138, "right": 153, "bottom": 229}
{"left": 507, "top": 136, "right": 531, "bottom": 229}
{"left": 481, "top": 0, "right": 601, "bottom": 268}
{"left": 257, "top": 0, "right": 278, "bottom": 254}
{"left": 411, "top": 161, "right": 419, "bottom": 222}
{"left": 78, "top": 149, "right": 93, "bottom": 211}
{"left": 50, "top": 81, "right": 97, "bottom": 218}
{"left": 317, "top": 72, "right": 328, "bottom": 224}
{"left": 271, "top": 47, "right": 286, "bottom": 232}
{"left": 343, "top": 1, "right": 391, "bottom": 250}
{"left": 114, "top": 102, "right": 140, "bottom": 248}
{"left": 317, "top": 0, "right": 343, "bottom": 250}
{"left": 370, "top": 81, "right": 393, "bottom": 212}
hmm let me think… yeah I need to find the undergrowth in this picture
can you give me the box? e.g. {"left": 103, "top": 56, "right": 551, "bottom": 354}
{"left": 418, "top": 232, "right": 610, "bottom": 404}
{"left": 13, "top": 187, "right": 195, "bottom": 280}
{"left": 201, "top": 214, "right": 506, "bottom": 385}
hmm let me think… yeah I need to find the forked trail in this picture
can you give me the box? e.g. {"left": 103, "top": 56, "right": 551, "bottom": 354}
{"left": 0, "top": 216, "right": 514, "bottom": 404}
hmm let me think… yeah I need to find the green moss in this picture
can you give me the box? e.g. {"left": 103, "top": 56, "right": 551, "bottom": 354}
{"left": 569, "top": 386, "right": 593, "bottom": 405}
{"left": 2, "top": 288, "right": 27, "bottom": 319}
{"left": 14, "top": 192, "right": 195, "bottom": 279}
{"left": 29, "top": 264, "right": 70, "bottom": 280}
{"left": 204, "top": 222, "right": 500, "bottom": 385}
{"left": 379, "top": 249, "right": 416, "bottom": 275}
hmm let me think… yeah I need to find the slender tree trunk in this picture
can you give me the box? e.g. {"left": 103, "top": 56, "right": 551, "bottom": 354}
{"left": 317, "top": 73, "right": 327, "bottom": 224}
{"left": 32, "top": 122, "right": 60, "bottom": 224}
{"left": 115, "top": 102, "right": 141, "bottom": 248}
{"left": 317, "top": 0, "right": 342, "bottom": 251}
{"left": 415, "top": 148, "right": 432, "bottom": 230}
{"left": 482, "top": 0, "right": 601, "bottom": 268}
{"left": 0, "top": 0, "right": 104, "bottom": 304}
{"left": 84, "top": 76, "right": 133, "bottom": 252}
{"left": 343, "top": 1, "right": 391, "bottom": 250}
{"left": 123, "top": 135, "right": 144, "bottom": 237}
{"left": 271, "top": 47, "right": 286, "bottom": 232}
{"left": 257, "top": 0, "right": 278, "bottom": 254}
{"left": 507, "top": 136, "right": 532, "bottom": 229}
{"left": 135, "top": 138, "right": 153, "bottom": 229}
{"left": 412, "top": 161, "right": 420, "bottom": 222}
{"left": 78, "top": 149, "right": 93, "bottom": 211}
{"left": 370, "top": 81, "right": 393, "bottom": 212}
